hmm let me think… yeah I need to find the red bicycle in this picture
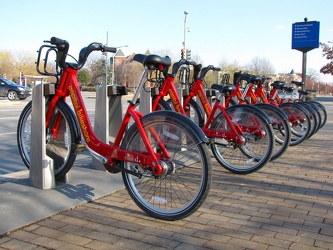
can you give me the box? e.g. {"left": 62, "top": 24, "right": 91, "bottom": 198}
{"left": 133, "top": 54, "right": 274, "bottom": 174}
{"left": 17, "top": 37, "right": 212, "bottom": 220}
{"left": 282, "top": 81, "right": 327, "bottom": 131}
{"left": 265, "top": 79, "right": 319, "bottom": 140}
{"left": 226, "top": 72, "right": 311, "bottom": 146}
{"left": 220, "top": 73, "right": 291, "bottom": 160}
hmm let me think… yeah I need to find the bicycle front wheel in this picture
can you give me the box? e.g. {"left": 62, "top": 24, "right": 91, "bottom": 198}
{"left": 121, "top": 112, "right": 212, "bottom": 220}
{"left": 211, "top": 105, "right": 274, "bottom": 174}
{"left": 17, "top": 100, "right": 78, "bottom": 179}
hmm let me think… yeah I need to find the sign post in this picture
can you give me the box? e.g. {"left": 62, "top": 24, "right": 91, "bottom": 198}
{"left": 291, "top": 19, "right": 320, "bottom": 95}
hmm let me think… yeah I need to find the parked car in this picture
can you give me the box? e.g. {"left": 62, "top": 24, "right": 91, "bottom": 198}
{"left": 0, "top": 78, "right": 32, "bottom": 100}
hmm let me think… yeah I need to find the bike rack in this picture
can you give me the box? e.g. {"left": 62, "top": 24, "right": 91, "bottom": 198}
{"left": 30, "top": 83, "right": 62, "bottom": 189}
{"left": 92, "top": 85, "right": 127, "bottom": 170}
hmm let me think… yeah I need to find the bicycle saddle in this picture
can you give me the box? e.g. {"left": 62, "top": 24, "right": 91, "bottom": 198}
{"left": 133, "top": 54, "right": 171, "bottom": 70}
{"left": 285, "top": 86, "right": 295, "bottom": 92}
{"left": 211, "top": 84, "right": 236, "bottom": 94}
{"left": 271, "top": 81, "right": 287, "bottom": 89}
{"left": 144, "top": 54, "right": 171, "bottom": 70}
{"left": 291, "top": 81, "right": 304, "bottom": 87}
{"left": 298, "top": 90, "right": 309, "bottom": 95}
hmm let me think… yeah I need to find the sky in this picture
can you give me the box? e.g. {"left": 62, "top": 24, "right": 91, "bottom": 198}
{"left": 1, "top": 0, "right": 333, "bottom": 83}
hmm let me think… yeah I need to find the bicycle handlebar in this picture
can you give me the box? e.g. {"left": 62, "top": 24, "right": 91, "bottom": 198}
{"left": 171, "top": 59, "right": 196, "bottom": 76}
{"left": 46, "top": 37, "right": 117, "bottom": 70}
{"left": 198, "top": 65, "right": 221, "bottom": 79}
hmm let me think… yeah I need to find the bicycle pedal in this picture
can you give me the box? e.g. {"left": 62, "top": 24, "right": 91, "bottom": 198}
{"left": 75, "top": 143, "right": 86, "bottom": 154}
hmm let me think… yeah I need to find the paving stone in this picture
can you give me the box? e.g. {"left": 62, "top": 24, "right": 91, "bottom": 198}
{"left": 1, "top": 102, "right": 333, "bottom": 249}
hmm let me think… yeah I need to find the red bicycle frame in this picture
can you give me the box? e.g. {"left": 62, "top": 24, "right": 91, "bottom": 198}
{"left": 45, "top": 67, "right": 168, "bottom": 175}
{"left": 151, "top": 71, "right": 245, "bottom": 145}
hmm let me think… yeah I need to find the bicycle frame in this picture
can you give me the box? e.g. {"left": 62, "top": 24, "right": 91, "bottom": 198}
{"left": 225, "top": 82, "right": 258, "bottom": 106}
{"left": 151, "top": 74, "right": 245, "bottom": 144}
{"left": 45, "top": 67, "right": 168, "bottom": 175}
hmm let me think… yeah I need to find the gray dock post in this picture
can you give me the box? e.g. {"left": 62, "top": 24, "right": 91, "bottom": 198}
{"left": 92, "top": 85, "right": 125, "bottom": 170}
{"left": 29, "top": 84, "right": 55, "bottom": 189}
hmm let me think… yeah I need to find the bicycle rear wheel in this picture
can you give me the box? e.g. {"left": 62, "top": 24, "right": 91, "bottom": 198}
{"left": 279, "top": 102, "right": 311, "bottom": 146}
{"left": 297, "top": 102, "right": 319, "bottom": 138}
{"left": 254, "top": 103, "right": 291, "bottom": 161}
{"left": 310, "top": 101, "right": 327, "bottom": 129}
{"left": 121, "top": 112, "right": 212, "bottom": 220}
{"left": 17, "top": 100, "right": 79, "bottom": 179}
{"left": 210, "top": 105, "right": 274, "bottom": 174}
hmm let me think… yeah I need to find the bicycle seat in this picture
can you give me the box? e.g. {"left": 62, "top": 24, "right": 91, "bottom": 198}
{"left": 144, "top": 54, "right": 171, "bottom": 70}
{"left": 271, "top": 81, "right": 287, "bottom": 89}
{"left": 285, "top": 86, "right": 295, "bottom": 92}
{"left": 133, "top": 54, "right": 171, "bottom": 70}
{"left": 291, "top": 81, "right": 304, "bottom": 87}
{"left": 298, "top": 90, "right": 309, "bottom": 95}
{"left": 211, "top": 84, "right": 236, "bottom": 94}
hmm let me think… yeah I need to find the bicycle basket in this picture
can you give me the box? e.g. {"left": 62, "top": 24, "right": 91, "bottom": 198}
{"left": 36, "top": 45, "right": 62, "bottom": 77}
{"left": 178, "top": 66, "right": 192, "bottom": 85}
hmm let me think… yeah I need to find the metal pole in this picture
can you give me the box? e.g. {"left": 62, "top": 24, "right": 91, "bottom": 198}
{"left": 183, "top": 11, "right": 188, "bottom": 52}
{"left": 302, "top": 52, "right": 307, "bottom": 101}
{"left": 112, "top": 54, "right": 115, "bottom": 85}
{"left": 301, "top": 52, "right": 307, "bottom": 100}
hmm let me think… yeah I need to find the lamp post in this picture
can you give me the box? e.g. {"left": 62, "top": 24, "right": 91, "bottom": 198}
{"left": 111, "top": 45, "right": 128, "bottom": 85}
{"left": 183, "top": 10, "right": 189, "bottom": 53}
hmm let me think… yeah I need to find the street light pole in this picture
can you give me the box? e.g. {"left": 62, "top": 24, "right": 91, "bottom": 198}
{"left": 183, "top": 10, "right": 189, "bottom": 53}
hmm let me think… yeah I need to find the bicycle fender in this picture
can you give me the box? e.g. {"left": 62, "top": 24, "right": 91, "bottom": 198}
{"left": 142, "top": 110, "right": 209, "bottom": 144}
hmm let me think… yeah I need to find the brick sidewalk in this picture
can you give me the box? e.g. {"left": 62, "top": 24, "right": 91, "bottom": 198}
{"left": 1, "top": 103, "right": 333, "bottom": 250}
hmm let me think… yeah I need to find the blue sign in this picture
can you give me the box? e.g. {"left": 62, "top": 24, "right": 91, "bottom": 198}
{"left": 292, "top": 21, "right": 320, "bottom": 52}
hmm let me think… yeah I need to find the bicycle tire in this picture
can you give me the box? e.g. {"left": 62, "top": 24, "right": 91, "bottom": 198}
{"left": 310, "top": 101, "right": 327, "bottom": 129}
{"left": 17, "top": 99, "right": 79, "bottom": 179}
{"left": 278, "top": 102, "right": 311, "bottom": 146}
{"left": 210, "top": 104, "right": 274, "bottom": 174}
{"left": 297, "top": 102, "right": 319, "bottom": 138}
{"left": 254, "top": 103, "right": 291, "bottom": 161}
{"left": 121, "top": 112, "right": 212, "bottom": 220}
{"left": 303, "top": 102, "right": 321, "bottom": 135}
{"left": 228, "top": 100, "right": 290, "bottom": 161}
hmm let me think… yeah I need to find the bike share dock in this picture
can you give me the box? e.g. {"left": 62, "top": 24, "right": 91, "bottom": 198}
{"left": 1, "top": 95, "right": 333, "bottom": 249}
{"left": 0, "top": 86, "right": 130, "bottom": 235}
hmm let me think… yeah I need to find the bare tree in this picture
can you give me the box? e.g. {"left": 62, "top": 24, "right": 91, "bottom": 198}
{"left": 14, "top": 50, "right": 36, "bottom": 76}
{"left": 306, "top": 68, "right": 320, "bottom": 90}
{"left": 0, "top": 51, "right": 15, "bottom": 78}
{"left": 217, "top": 57, "right": 242, "bottom": 84}
{"left": 245, "top": 57, "right": 276, "bottom": 76}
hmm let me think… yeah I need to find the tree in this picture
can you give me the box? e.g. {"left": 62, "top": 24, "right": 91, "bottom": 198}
{"left": 320, "top": 42, "right": 333, "bottom": 75}
{"left": 14, "top": 50, "right": 36, "bottom": 76}
{"left": 217, "top": 57, "right": 243, "bottom": 84}
{"left": 244, "top": 57, "right": 276, "bottom": 76}
{"left": 306, "top": 68, "right": 320, "bottom": 90}
{"left": 87, "top": 57, "right": 107, "bottom": 85}
{"left": 77, "top": 68, "right": 91, "bottom": 86}
{"left": 0, "top": 51, "right": 15, "bottom": 78}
